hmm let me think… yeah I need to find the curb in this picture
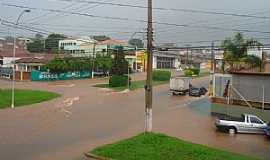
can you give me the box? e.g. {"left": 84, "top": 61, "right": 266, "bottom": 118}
{"left": 84, "top": 152, "right": 113, "bottom": 160}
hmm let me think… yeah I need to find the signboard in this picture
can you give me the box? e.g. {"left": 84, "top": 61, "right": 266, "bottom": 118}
{"left": 31, "top": 70, "right": 91, "bottom": 81}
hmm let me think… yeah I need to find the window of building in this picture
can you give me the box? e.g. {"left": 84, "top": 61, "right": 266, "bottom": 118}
{"left": 156, "top": 56, "right": 174, "bottom": 69}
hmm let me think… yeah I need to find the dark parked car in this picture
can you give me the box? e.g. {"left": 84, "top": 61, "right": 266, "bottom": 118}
{"left": 189, "top": 85, "right": 208, "bottom": 97}
{"left": 189, "top": 87, "right": 200, "bottom": 97}
{"left": 265, "top": 126, "right": 270, "bottom": 137}
{"left": 199, "top": 87, "right": 208, "bottom": 95}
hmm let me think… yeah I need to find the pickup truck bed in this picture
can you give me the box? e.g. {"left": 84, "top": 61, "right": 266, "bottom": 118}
{"left": 219, "top": 115, "right": 245, "bottom": 122}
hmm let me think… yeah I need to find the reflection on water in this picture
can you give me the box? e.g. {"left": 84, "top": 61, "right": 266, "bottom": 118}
{"left": 190, "top": 98, "right": 270, "bottom": 121}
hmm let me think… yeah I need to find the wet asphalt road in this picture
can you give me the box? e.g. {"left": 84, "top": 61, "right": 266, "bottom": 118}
{"left": 0, "top": 75, "right": 269, "bottom": 160}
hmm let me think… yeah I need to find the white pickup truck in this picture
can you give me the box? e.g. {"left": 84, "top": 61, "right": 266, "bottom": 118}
{"left": 215, "top": 114, "right": 268, "bottom": 134}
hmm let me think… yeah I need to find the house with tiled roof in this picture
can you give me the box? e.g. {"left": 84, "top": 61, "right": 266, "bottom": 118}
{"left": 0, "top": 41, "right": 30, "bottom": 68}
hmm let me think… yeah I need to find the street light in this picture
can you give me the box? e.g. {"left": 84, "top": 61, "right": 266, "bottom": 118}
{"left": 11, "top": 9, "right": 31, "bottom": 109}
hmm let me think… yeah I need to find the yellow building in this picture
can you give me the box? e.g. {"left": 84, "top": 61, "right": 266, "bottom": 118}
{"left": 136, "top": 50, "right": 147, "bottom": 72}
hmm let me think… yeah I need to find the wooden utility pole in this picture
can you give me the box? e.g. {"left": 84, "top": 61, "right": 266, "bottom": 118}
{"left": 145, "top": 0, "right": 153, "bottom": 133}
{"left": 186, "top": 45, "right": 189, "bottom": 66}
{"left": 211, "top": 42, "right": 214, "bottom": 72}
{"left": 209, "top": 42, "right": 215, "bottom": 97}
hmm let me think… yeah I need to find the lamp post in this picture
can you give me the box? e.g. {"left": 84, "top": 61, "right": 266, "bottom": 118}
{"left": 11, "top": 9, "right": 31, "bottom": 109}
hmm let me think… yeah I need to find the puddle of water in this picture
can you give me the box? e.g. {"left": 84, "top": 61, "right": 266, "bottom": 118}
{"left": 189, "top": 98, "right": 270, "bottom": 122}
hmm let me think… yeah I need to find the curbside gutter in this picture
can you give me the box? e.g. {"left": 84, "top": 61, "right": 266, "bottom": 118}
{"left": 84, "top": 152, "right": 114, "bottom": 160}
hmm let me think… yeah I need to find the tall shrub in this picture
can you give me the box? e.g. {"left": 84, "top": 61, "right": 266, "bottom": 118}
{"left": 109, "top": 46, "right": 130, "bottom": 87}
{"left": 153, "top": 70, "right": 171, "bottom": 81}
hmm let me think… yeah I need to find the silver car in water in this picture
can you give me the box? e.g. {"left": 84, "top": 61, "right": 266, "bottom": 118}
{"left": 215, "top": 114, "right": 268, "bottom": 134}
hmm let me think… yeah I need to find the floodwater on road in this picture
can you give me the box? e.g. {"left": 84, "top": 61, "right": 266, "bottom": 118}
{"left": 0, "top": 77, "right": 269, "bottom": 160}
{"left": 179, "top": 98, "right": 270, "bottom": 160}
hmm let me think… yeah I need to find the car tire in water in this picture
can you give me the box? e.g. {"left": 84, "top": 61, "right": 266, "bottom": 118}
{"left": 228, "top": 127, "right": 237, "bottom": 134}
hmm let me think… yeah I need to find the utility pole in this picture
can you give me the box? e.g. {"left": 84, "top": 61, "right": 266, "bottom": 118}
{"left": 185, "top": 45, "right": 189, "bottom": 67}
{"left": 211, "top": 42, "right": 215, "bottom": 72}
{"left": 43, "top": 39, "right": 46, "bottom": 54}
{"left": 210, "top": 41, "right": 215, "bottom": 97}
{"left": 145, "top": 0, "right": 153, "bottom": 133}
{"left": 92, "top": 42, "right": 96, "bottom": 79}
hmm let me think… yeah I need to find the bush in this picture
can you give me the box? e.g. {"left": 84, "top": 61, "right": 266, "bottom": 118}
{"left": 184, "top": 68, "right": 200, "bottom": 77}
{"left": 109, "top": 75, "right": 129, "bottom": 87}
{"left": 184, "top": 69, "right": 193, "bottom": 77}
{"left": 191, "top": 68, "right": 200, "bottom": 75}
{"left": 153, "top": 70, "right": 171, "bottom": 81}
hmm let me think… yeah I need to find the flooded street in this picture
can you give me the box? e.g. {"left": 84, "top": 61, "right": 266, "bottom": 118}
{"left": 155, "top": 97, "right": 270, "bottom": 160}
{"left": 0, "top": 76, "right": 269, "bottom": 160}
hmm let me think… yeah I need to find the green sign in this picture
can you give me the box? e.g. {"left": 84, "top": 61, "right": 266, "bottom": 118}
{"left": 31, "top": 70, "right": 91, "bottom": 81}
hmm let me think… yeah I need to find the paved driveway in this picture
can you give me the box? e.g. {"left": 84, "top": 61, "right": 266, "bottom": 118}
{"left": 0, "top": 76, "right": 269, "bottom": 160}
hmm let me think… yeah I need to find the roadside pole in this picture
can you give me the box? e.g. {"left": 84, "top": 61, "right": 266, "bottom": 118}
{"left": 145, "top": 0, "right": 153, "bottom": 133}
{"left": 186, "top": 46, "right": 189, "bottom": 66}
{"left": 127, "top": 63, "right": 130, "bottom": 89}
{"left": 43, "top": 39, "right": 46, "bottom": 54}
{"left": 11, "top": 9, "right": 31, "bottom": 109}
{"left": 209, "top": 42, "right": 215, "bottom": 97}
{"left": 92, "top": 42, "right": 96, "bottom": 79}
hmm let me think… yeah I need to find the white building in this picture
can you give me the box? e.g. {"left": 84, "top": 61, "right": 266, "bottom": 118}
{"left": 59, "top": 36, "right": 96, "bottom": 57}
{"left": 153, "top": 50, "right": 181, "bottom": 69}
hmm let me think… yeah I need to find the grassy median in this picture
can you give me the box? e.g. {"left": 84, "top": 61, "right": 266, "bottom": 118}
{"left": 93, "top": 80, "right": 168, "bottom": 91}
{"left": 89, "top": 133, "right": 258, "bottom": 160}
{"left": 0, "top": 89, "right": 60, "bottom": 109}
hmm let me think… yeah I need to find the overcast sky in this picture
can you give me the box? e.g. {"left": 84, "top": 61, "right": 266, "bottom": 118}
{"left": 1, "top": 0, "right": 270, "bottom": 47}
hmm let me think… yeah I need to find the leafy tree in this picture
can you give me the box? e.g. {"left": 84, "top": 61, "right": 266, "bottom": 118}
{"left": 110, "top": 46, "right": 129, "bottom": 75}
{"left": 222, "top": 33, "right": 263, "bottom": 71}
{"left": 45, "top": 34, "right": 66, "bottom": 53}
{"left": 35, "top": 33, "right": 44, "bottom": 40}
{"left": 95, "top": 55, "right": 113, "bottom": 75}
{"left": 92, "top": 35, "right": 110, "bottom": 42}
{"left": 27, "top": 39, "right": 44, "bottom": 53}
{"left": 45, "top": 57, "right": 93, "bottom": 73}
{"left": 128, "top": 38, "right": 144, "bottom": 48}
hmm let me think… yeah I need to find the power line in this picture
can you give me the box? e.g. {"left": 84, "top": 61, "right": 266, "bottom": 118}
{"left": 24, "top": 2, "right": 77, "bottom": 23}
{"left": 3, "top": 3, "right": 270, "bottom": 35}
{"left": 1, "top": 17, "right": 145, "bottom": 38}
{"left": 157, "top": 37, "right": 270, "bottom": 45}
{"left": 57, "top": 0, "right": 270, "bottom": 20}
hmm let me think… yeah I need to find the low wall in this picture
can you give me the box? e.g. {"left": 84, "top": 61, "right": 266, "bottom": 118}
{"left": 31, "top": 70, "right": 91, "bottom": 81}
{"left": 211, "top": 97, "right": 270, "bottom": 110}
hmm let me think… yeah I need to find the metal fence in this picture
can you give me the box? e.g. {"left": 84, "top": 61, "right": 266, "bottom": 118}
{"left": 214, "top": 73, "right": 270, "bottom": 109}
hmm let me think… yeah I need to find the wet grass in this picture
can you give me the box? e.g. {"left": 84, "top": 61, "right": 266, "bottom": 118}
{"left": 89, "top": 133, "right": 259, "bottom": 160}
{"left": 93, "top": 80, "right": 168, "bottom": 91}
{"left": 0, "top": 89, "right": 60, "bottom": 109}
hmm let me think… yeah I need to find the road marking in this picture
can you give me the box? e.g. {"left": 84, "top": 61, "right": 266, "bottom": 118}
{"left": 57, "top": 97, "right": 80, "bottom": 117}
{"left": 56, "top": 84, "right": 75, "bottom": 88}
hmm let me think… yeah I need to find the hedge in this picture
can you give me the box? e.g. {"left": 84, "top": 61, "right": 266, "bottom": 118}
{"left": 153, "top": 70, "right": 171, "bottom": 81}
{"left": 184, "top": 68, "right": 200, "bottom": 77}
{"left": 109, "top": 75, "right": 129, "bottom": 87}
